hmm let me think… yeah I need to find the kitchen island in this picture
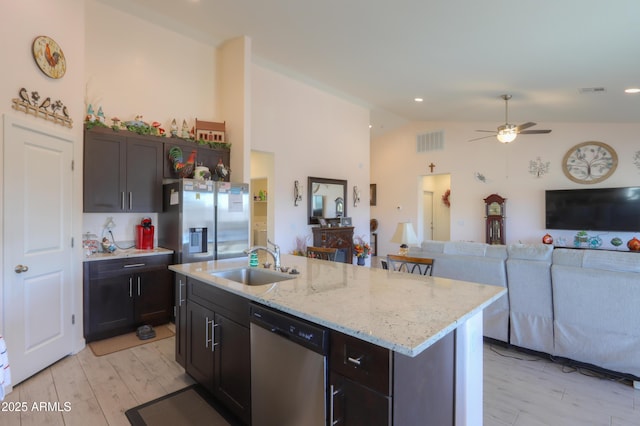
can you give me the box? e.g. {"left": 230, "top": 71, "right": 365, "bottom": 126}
{"left": 170, "top": 254, "right": 506, "bottom": 425}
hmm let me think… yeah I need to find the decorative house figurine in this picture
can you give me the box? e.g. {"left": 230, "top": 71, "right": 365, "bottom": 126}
{"left": 195, "top": 119, "right": 226, "bottom": 143}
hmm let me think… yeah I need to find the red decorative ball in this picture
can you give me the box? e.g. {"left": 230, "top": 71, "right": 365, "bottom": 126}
{"left": 627, "top": 237, "right": 640, "bottom": 252}
{"left": 542, "top": 233, "right": 553, "bottom": 245}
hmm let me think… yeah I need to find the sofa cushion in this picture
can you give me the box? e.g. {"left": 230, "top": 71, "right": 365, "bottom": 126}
{"left": 418, "top": 240, "right": 445, "bottom": 253}
{"left": 443, "top": 241, "right": 487, "bottom": 256}
{"left": 486, "top": 245, "right": 508, "bottom": 259}
{"left": 552, "top": 248, "right": 584, "bottom": 267}
{"left": 581, "top": 250, "right": 640, "bottom": 273}
{"left": 507, "top": 243, "right": 553, "bottom": 261}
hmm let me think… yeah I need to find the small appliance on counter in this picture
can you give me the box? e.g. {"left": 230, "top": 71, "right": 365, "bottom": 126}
{"left": 135, "top": 217, "right": 155, "bottom": 249}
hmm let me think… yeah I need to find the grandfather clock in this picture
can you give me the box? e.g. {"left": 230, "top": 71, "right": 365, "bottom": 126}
{"left": 484, "top": 194, "right": 506, "bottom": 245}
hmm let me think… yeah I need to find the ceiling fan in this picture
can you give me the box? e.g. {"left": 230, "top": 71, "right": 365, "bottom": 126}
{"left": 469, "top": 94, "right": 552, "bottom": 143}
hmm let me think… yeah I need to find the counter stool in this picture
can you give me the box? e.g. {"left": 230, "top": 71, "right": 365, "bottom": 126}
{"left": 386, "top": 254, "right": 434, "bottom": 276}
{"left": 307, "top": 246, "right": 339, "bottom": 261}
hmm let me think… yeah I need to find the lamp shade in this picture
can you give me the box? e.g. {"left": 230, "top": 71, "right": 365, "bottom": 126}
{"left": 390, "top": 222, "right": 419, "bottom": 246}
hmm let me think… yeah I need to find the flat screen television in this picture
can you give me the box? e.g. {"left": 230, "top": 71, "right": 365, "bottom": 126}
{"left": 545, "top": 187, "right": 640, "bottom": 232}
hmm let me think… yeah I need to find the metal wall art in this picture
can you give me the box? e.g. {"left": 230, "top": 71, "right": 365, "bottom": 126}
{"left": 11, "top": 87, "right": 72, "bottom": 128}
{"left": 529, "top": 156, "right": 550, "bottom": 178}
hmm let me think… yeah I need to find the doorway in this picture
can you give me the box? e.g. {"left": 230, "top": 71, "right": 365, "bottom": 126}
{"left": 421, "top": 174, "right": 451, "bottom": 241}
{"left": 250, "top": 151, "right": 275, "bottom": 246}
{"left": 251, "top": 177, "right": 268, "bottom": 246}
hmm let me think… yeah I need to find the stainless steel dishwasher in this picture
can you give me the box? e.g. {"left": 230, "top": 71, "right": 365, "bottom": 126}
{"left": 250, "top": 303, "right": 328, "bottom": 426}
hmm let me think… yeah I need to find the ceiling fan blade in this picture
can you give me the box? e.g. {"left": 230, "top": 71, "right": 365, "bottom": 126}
{"left": 516, "top": 122, "right": 536, "bottom": 131}
{"left": 475, "top": 130, "right": 497, "bottom": 133}
{"left": 519, "top": 129, "right": 552, "bottom": 134}
{"left": 468, "top": 134, "right": 497, "bottom": 142}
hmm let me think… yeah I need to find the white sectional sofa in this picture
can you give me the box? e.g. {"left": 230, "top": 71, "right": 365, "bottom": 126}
{"left": 506, "top": 244, "right": 554, "bottom": 354}
{"left": 409, "top": 240, "right": 640, "bottom": 382}
{"left": 552, "top": 248, "right": 640, "bottom": 378}
{"left": 408, "top": 240, "right": 510, "bottom": 343}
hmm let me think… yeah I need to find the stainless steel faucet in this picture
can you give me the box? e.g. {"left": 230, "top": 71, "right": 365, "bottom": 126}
{"left": 244, "top": 239, "right": 281, "bottom": 271}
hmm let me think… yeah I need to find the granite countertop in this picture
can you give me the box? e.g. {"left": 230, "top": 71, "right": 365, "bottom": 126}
{"left": 84, "top": 246, "right": 173, "bottom": 262}
{"left": 169, "top": 254, "right": 506, "bottom": 357}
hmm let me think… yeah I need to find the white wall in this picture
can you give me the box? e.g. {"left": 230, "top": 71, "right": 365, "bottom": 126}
{"left": 85, "top": 0, "right": 218, "bottom": 129}
{"left": 372, "top": 121, "right": 640, "bottom": 257}
{"left": 0, "top": 0, "right": 86, "bottom": 350}
{"left": 251, "top": 64, "right": 371, "bottom": 260}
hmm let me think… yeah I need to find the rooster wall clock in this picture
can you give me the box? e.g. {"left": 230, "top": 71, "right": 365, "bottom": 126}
{"left": 32, "top": 35, "right": 66, "bottom": 79}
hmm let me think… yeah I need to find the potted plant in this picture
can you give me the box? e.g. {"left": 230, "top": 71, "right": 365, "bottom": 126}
{"left": 353, "top": 237, "right": 371, "bottom": 265}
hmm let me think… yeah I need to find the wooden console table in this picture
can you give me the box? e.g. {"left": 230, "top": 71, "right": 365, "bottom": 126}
{"left": 312, "top": 226, "right": 354, "bottom": 264}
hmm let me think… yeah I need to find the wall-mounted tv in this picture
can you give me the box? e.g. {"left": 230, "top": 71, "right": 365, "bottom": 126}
{"left": 545, "top": 187, "right": 640, "bottom": 232}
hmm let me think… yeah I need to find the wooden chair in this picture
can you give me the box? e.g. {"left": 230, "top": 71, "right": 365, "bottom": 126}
{"left": 306, "top": 246, "right": 338, "bottom": 261}
{"left": 386, "top": 254, "right": 434, "bottom": 276}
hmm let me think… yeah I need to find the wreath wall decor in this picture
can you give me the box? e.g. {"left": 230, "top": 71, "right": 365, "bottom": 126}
{"left": 442, "top": 189, "right": 451, "bottom": 207}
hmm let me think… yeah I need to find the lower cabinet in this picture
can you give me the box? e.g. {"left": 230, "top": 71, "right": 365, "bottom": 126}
{"left": 330, "top": 372, "right": 391, "bottom": 426}
{"left": 329, "top": 329, "right": 455, "bottom": 426}
{"left": 185, "top": 277, "right": 251, "bottom": 425}
{"left": 83, "top": 254, "right": 173, "bottom": 342}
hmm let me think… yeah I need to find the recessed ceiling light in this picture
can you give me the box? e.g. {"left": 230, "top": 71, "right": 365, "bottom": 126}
{"left": 414, "top": 98, "right": 423, "bottom": 102}
{"left": 624, "top": 88, "right": 640, "bottom": 94}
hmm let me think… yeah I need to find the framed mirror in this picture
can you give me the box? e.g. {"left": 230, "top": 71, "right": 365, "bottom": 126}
{"left": 308, "top": 177, "right": 347, "bottom": 224}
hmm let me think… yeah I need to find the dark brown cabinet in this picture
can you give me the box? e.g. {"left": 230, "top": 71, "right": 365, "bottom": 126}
{"left": 83, "top": 255, "right": 173, "bottom": 342}
{"left": 162, "top": 139, "right": 230, "bottom": 181}
{"left": 83, "top": 128, "right": 163, "bottom": 213}
{"left": 185, "top": 277, "right": 251, "bottom": 424}
{"left": 329, "top": 329, "right": 455, "bottom": 426}
{"left": 312, "top": 226, "right": 354, "bottom": 263}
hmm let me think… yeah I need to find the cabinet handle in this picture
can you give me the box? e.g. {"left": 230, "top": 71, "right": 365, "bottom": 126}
{"left": 129, "top": 192, "right": 132, "bottom": 210}
{"left": 121, "top": 192, "right": 125, "bottom": 210}
{"left": 205, "top": 316, "right": 211, "bottom": 348}
{"left": 129, "top": 277, "right": 133, "bottom": 298}
{"left": 137, "top": 276, "right": 141, "bottom": 296}
{"left": 178, "top": 279, "right": 185, "bottom": 306}
{"left": 347, "top": 355, "right": 363, "bottom": 366}
{"left": 211, "top": 322, "right": 219, "bottom": 352}
{"left": 330, "top": 384, "right": 342, "bottom": 425}
{"left": 205, "top": 317, "right": 219, "bottom": 351}
{"left": 124, "top": 263, "right": 145, "bottom": 268}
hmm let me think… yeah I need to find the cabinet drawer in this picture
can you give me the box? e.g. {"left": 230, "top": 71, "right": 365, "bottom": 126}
{"left": 87, "top": 254, "right": 171, "bottom": 278}
{"left": 330, "top": 330, "right": 391, "bottom": 395}
{"left": 188, "top": 278, "right": 250, "bottom": 326}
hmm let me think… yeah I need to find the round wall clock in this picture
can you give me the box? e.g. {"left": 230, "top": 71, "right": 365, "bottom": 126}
{"left": 32, "top": 35, "right": 66, "bottom": 79}
{"left": 562, "top": 141, "right": 617, "bottom": 184}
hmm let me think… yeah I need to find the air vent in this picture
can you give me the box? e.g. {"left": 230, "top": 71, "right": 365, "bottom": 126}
{"left": 579, "top": 87, "right": 606, "bottom": 94}
{"left": 416, "top": 130, "right": 444, "bottom": 153}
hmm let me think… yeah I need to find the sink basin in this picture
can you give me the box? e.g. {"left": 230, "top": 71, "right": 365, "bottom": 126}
{"left": 210, "top": 268, "right": 295, "bottom": 286}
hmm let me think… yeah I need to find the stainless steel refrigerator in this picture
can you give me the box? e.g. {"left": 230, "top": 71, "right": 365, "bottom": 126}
{"left": 159, "top": 179, "right": 215, "bottom": 264}
{"left": 159, "top": 179, "right": 249, "bottom": 263}
{"left": 213, "top": 181, "right": 250, "bottom": 259}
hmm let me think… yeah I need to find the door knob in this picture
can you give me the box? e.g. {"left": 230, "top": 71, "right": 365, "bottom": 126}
{"left": 14, "top": 264, "right": 29, "bottom": 273}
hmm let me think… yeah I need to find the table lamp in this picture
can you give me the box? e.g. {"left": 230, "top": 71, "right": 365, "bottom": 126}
{"left": 391, "top": 222, "right": 418, "bottom": 256}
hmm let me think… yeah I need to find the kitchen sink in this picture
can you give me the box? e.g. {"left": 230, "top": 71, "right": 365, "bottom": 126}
{"left": 210, "top": 268, "right": 295, "bottom": 286}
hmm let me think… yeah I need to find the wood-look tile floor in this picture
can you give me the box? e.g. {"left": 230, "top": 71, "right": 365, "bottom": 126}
{"left": 2, "top": 338, "right": 638, "bottom": 425}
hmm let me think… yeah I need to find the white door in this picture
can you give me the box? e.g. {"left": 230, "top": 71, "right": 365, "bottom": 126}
{"left": 423, "top": 191, "right": 434, "bottom": 241}
{"left": 3, "top": 116, "right": 74, "bottom": 385}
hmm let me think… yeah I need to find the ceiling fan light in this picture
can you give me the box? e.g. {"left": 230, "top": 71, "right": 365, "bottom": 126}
{"left": 497, "top": 128, "right": 517, "bottom": 143}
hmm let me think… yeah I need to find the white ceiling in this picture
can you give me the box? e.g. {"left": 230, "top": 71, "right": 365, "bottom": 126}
{"left": 101, "top": 0, "right": 640, "bottom": 137}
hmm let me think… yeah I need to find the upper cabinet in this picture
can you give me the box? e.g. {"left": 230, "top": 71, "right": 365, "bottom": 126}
{"left": 83, "top": 128, "right": 163, "bottom": 212}
{"left": 162, "top": 139, "right": 230, "bottom": 181}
